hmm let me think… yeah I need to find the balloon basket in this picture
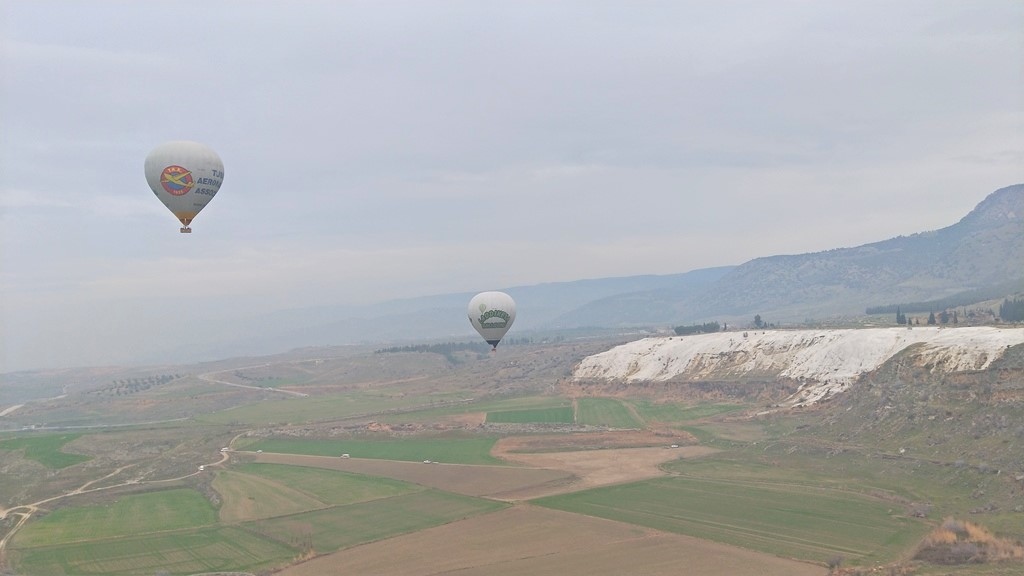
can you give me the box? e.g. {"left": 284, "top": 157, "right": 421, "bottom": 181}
{"left": 180, "top": 226, "right": 192, "bottom": 233}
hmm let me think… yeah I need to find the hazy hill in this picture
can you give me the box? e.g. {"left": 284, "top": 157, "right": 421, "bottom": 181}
{"left": 157, "top": 184, "right": 1023, "bottom": 362}
{"left": 188, "top": 267, "right": 738, "bottom": 360}
{"left": 566, "top": 184, "right": 1024, "bottom": 327}
{"left": 696, "top": 184, "right": 1023, "bottom": 319}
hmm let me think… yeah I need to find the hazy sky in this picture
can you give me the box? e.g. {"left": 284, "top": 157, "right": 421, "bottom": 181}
{"left": 2, "top": 1, "right": 1022, "bottom": 372}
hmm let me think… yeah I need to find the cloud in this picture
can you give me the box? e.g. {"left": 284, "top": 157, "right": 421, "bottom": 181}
{"left": 0, "top": 189, "right": 73, "bottom": 209}
{"left": 2, "top": 0, "right": 1022, "bottom": 371}
{"left": 0, "top": 188, "right": 163, "bottom": 219}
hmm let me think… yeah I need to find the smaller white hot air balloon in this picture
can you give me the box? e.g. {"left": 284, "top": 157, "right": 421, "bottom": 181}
{"left": 144, "top": 141, "right": 224, "bottom": 233}
{"left": 468, "top": 291, "right": 516, "bottom": 350}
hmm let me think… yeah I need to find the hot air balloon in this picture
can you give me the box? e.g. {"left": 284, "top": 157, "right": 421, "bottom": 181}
{"left": 144, "top": 141, "right": 224, "bottom": 233}
{"left": 468, "top": 291, "right": 516, "bottom": 350}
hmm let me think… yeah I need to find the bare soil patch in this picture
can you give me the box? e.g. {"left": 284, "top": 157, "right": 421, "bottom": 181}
{"left": 275, "top": 504, "right": 826, "bottom": 576}
{"left": 494, "top": 445, "right": 717, "bottom": 498}
{"left": 488, "top": 430, "right": 715, "bottom": 498}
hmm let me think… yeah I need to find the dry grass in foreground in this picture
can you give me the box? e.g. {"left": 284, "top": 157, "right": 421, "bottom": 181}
{"left": 914, "top": 518, "right": 1024, "bottom": 566}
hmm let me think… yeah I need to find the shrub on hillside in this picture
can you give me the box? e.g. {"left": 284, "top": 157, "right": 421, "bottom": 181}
{"left": 915, "top": 517, "right": 1024, "bottom": 565}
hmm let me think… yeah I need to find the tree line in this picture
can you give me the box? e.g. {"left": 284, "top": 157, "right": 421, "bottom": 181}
{"left": 866, "top": 280, "right": 1024, "bottom": 315}
{"left": 888, "top": 297, "right": 1023, "bottom": 325}
{"left": 375, "top": 341, "right": 493, "bottom": 364}
{"left": 673, "top": 321, "right": 723, "bottom": 336}
{"left": 90, "top": 373, "right": 184, "bottom": 396}
{"left": 999, "top": 297, "right": 1024, "bottom": 322}
{"left": 672, "top": 315, "right": 778, "bottom": 335}
{"left": 376, "top": 341, "right": 492, "bottom": 355}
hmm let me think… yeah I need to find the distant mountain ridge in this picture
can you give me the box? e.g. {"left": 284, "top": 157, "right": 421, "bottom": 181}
{"left": 184, "top": 184, "right": 1023, "bottom": 361}
{"left": 560, "top": 184, "right": 1024, "bottom": 327}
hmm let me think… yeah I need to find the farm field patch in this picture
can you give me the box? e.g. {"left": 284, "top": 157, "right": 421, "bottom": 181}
{"left": 233, "top": 462, "right": 420, "bottom": 504}
{"left": 493, "top": 442, "right": 715, "bottom": 497}
{"left": 492, "top": 430, "right": 698, "bottom": 455}
{"left": 213, "top": 469, "right": 327, "bottom": 522}
{"left": 533, "top": 475, "right": 927, "bottom": 565}
{"left": 250, "top": 452, "right": 575, "bottom": 499}
{"left": 376, "top": 394, "right": 573, "bottom": 425}
{"left": 629, "top": 400, "right": 745, "bottom": 424}
{"left": 11, "top": 525, "right": 295, "bottom": 576}
{"left": 678, "top": 446, "right": 1024, "bottom": 537}
{"left": 486, "top": 405, "right": 574, "bottom": 424}
{"left": 247, "top": 490, "right": 506, "bottom": 554}
{"left": 576, "top": 397, "right": 642, "bottom": 427}
{"left": 274, "top": 504, "right": 827, "bottom": 576}
{"left": 216, "top": 463, "right": 424, "bottom": 522}
{"left": 13, "top": 488, "right": 216, "bottom": 547}
{"left": 0, "top": 433, "right": 91, "bottom": 468}
{"left": 9, "top": 471, "right": 503, "bottom": 574}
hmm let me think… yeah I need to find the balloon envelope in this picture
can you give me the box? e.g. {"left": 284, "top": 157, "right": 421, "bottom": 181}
{"left": 144, "top": 141, "right": 224, "bottom": 231}
{"left": 468, "top": 291, "right": 516, "bottom": 349}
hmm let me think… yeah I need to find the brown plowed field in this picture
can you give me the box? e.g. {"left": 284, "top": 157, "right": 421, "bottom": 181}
{"left": 275, "top": 504, "right": 826, "bottom": 576}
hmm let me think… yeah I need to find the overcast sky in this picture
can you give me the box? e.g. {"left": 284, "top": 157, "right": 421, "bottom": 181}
{"left": 2, "top": 1, "right": 1022, "bottom": 372}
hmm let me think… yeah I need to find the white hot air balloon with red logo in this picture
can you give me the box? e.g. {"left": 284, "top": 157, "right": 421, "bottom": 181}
{"left": 468, "top": 291, "right": 516, "bottom": 350}
{"left": 144, "top": 141, "right": 224, "bottom": 233}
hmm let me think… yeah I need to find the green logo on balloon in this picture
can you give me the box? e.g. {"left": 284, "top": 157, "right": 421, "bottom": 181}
{"left": 478, "top": 309, "right": 510, "bottom": 328}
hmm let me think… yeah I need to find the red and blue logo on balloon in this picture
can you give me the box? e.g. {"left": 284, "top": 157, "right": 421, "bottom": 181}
{"left": 160, "top": 165, "right": 194, "bottom": 196}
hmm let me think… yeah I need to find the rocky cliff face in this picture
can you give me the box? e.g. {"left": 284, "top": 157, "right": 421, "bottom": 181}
{"left": 573, "top": 326, "right": 1024, "bottom": 406}
{"left": 817, "top": 340, "right": 1024, "bottom": 490}
{"left": 572, "top": 326, "right": 1024, "bottom": 483}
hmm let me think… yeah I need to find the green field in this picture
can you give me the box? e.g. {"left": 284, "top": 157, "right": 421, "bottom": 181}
{"left": 0, "top": 433, "right": 91, "bottom": 468}
{"left": 214, "top": 470, "right": 327, "bottom": 522}
{"left": 629, "top": 400, "right": 745, "bottom": 424}
{"left": 248, "top": 489, "right": 507, "bottom": 554}
{"left": 470, "top": 396, "right": 582, "bottom": 411}
{"left": 377, "top": 394, "right": 577, "bottom": 424}
{"left": 672, "top": 445, "right": 1024, "bottom": 535}
{"left": 11, "top": 470, "right": 504, "bottom": 575}
{"left": 533, "top": 475, "right": 928, "bottom": 565}
{"left": 486, "top": 406, "right": 574, "bottom": 424}
{"left": 216, "top": 463, "right": 424, "bottom": 521}
{"left": 12, "top": 525, "right": 295, "bottom": 576}
{"left": 575, "top": 398, "right": 642, "bottom": 427}
{"left": 195, "top": 392, "right": 451, "bottom": 426}
{"left": 13, "top": 489, "right": 217, "bottom": 547}
{"left": 247, "top": 436, "right": 502, "bottom": 465}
